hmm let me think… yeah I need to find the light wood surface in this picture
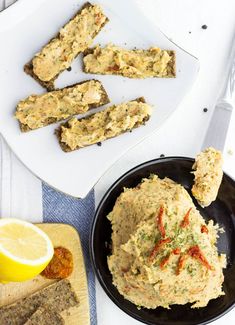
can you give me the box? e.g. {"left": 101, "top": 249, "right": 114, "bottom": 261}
{"left": 0, "top": 223, "right": 90, "bottom": 325}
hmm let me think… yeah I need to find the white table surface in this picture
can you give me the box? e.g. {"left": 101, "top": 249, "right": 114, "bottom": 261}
{"left": 1, "top": 0, "right": 235, "bottom": 324}
{"left": 95, "top": 0, "right": 235, "bottom": 324}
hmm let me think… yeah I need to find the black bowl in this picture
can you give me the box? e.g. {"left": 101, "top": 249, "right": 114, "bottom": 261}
{"left": 90, "top": 157, "right": 235, "bottom": 325}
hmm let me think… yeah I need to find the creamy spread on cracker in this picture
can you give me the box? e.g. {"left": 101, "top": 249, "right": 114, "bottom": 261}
{"left": 32, "top": 4, "right": 107, "bottom": 82}
{"left": 83, "top": 44, "right": 175, "bottom": 78}
{"left": 192, "top": 147, "right": 223, "bottom": 207}
{"left": 15, "top": 80, "right": 106, "bottom": 130}
{"left": 60, "top": 99, "right": 152, "bottom": 150}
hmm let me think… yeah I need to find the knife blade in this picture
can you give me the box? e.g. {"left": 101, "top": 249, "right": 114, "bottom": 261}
{"left": 202, "top": 33, "right": 235, "bottom": 151}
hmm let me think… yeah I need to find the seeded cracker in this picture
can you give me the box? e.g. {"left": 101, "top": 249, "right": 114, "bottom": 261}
{"left": 56, "top": 97, "right": 152, "bottom": 152}
{"left": 24, "top": 305, "right": 65, "bottom": 325}
{"left": 15, "top": 79, "right": 109, "bottom": 132}
{"left": 24, "top": 3, "right": 109, "bottom": 90}
{"left": 0, "top": 280, "right": 79, "bottom": 325}
{"left": 83, "top": 44, "right": 176, "bottom": 78}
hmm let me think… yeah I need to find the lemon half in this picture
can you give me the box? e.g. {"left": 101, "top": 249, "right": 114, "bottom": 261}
{"left": 0, "top": 218, "right": 54, "bottom": 282}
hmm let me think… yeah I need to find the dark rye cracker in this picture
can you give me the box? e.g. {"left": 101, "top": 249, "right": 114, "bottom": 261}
{"left": 56, "top": 97, "right": 151, "bottom": 152}
{"left": 83, "top": 46, "right": 176, "bottom": 78}
{"left": 15, "top": 79, "right": 109, "bottom": 132}
{"left": 24, "top": 305, "right": 65, "bottom": 325}
{"left": 0, "top": 280, "right": 79, "bottom": 325}
{"left": 24, "top": 2, "right": 109, "bottom": 91}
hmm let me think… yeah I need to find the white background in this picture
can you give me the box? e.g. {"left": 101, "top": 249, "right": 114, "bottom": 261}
{"left": 95, "top": 0, "right": 235, "bottom": 324}
{"left": 1, "top": 0, "right": 235, "bottom": 324}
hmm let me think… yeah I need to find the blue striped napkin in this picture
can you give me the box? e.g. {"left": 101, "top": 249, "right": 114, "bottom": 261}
{"left": 42, "top": 183, "right": 97, "bottom": 325}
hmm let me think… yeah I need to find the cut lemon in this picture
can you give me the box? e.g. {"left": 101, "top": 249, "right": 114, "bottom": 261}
{"left": 0, "top": 218, "right": 54, "bottom": 282}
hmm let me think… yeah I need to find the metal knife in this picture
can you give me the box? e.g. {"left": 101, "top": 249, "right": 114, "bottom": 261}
{"left": 202, "top": 34, "right": 235, "bottom": 151}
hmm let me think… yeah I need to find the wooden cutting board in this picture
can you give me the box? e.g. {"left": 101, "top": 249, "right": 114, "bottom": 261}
{"left": 0, "top": 223, "right": 90, "bottom": 325}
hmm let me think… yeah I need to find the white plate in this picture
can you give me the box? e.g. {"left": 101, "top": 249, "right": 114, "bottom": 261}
{"left": 0, "top": 0, "right": 45, "bottom": 32}
{"left": 0, "top": 0, "right": 199, "bottom": 198}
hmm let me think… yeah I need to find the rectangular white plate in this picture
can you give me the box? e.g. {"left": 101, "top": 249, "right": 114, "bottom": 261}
{"left": 0, "top": 0, "right": 199, "bottom": 197}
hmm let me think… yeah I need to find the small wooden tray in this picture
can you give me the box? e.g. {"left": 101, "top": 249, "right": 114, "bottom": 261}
{"left": 0, "top": 223, "right": 90, "bottom": 325}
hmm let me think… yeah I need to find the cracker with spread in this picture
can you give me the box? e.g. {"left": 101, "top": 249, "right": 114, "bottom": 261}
{"left": 83, "top": 44, "right": 176, "bottom": 78}
{"left": 56, "top": 97, "right": 152, "bottom": 152}
{"left": 24, "top": 3, "right": 109, "bottom": 90}
{"left": 15, "top": 80, "right": 109, "bottom": 131}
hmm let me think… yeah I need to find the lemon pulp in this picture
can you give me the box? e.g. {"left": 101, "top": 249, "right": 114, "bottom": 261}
{"left": 0, "top": 218, "right": 54, "bottom": 282}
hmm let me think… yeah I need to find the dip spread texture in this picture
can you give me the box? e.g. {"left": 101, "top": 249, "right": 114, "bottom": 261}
{"left": 107, "top": 175, "right": 226, "bottom": 309}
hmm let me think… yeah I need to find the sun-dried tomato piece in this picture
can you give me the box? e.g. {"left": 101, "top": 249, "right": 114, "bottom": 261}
{"left": 176, "top": 254, "right": 187, "bottom": 275}
{"left": 180, "top": 208, "right": 192, "bottom": 228}
{"left": 160, "top": 247, "right": 181, "bottom": 269}
{"left": 201, "top": 225, "right": 209, "bottom": 234}
{"left": 188, "top": 245, "right": 213, "bottom": 270}
{"left": 149, "top": 238, "right": 171, "bottom": 262}
{"left": 173, "top": 248, "right": 181, "bottom": 255}
{"left": 160, "top": 254, "right": 171, "bottom": 269}
{"left": 107, "top": 64, "right": 120, "bottom": 72}
{"left": 157, "top": 205, "right": 166, "bottom": 238}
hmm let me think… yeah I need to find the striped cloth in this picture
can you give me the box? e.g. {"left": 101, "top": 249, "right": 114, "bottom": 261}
{"left": 43, "top": 184, "right": 97, "bottom": 325}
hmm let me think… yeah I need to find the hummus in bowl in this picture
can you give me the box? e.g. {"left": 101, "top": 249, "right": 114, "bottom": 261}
{"left": 107, "top": 175, "right": 226, "bottom": 309}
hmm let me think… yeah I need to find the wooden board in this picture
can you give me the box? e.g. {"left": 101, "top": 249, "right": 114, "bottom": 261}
{"left": 0, "top": 223, "right": 90, "bottom": 325}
